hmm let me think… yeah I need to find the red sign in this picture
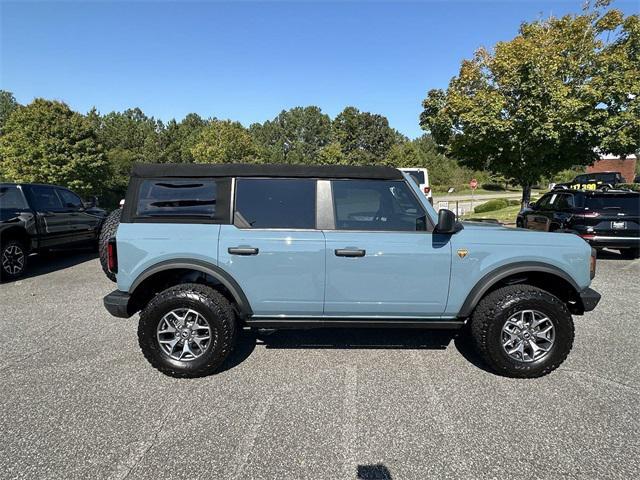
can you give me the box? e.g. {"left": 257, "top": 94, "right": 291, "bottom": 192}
{"left": 469, "top": 179, "right": 478, "bottom": 190}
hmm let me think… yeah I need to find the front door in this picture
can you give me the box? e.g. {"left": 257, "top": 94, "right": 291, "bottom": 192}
{"left": 218, "top": 178, "right": 325, "bottom": 316}
{"left": 323, "top": 179, "right": 451, "bottom": 317}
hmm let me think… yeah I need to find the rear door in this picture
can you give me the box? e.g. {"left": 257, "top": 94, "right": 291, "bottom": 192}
{"left": 322, "top": 179, "right": 451, "bottom": 317}
{"left": 24, "top": 185, "right": 73, "bottom": 247}
{"left": 56, "top": 187, "right": 99, "bottom": 243}
{"left": 218, "top": 178, "right": 325, "bottom": 316}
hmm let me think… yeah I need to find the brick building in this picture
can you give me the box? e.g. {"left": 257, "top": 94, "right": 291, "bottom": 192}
{"left": 587, "top": 154, "right": 637, "bottom": 183}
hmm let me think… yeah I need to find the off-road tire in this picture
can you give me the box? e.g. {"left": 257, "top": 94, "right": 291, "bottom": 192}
{"left": 138, "top": 283, "right": 236, "bottom": 378}
{"left": 99, "top": 209, "right": 121, "bottom": 282}
{"left": 1, "top": 239, "right": 28, "bottom": 281}
{"left": 620, "top": 247, "right": 640, "bottom": 259}
{"left": 470, "top": 285, "right": 574, "bottom": 378}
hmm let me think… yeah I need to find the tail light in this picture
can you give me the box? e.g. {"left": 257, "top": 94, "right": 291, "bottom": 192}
{"left": 423, "top": 186, "right": 431, "bottom": 195}
{"left": 590, "top": 248, "right": 597, "bottom": 279}
{"left": 107, "top": 237, "right": 118, "bottom": 273}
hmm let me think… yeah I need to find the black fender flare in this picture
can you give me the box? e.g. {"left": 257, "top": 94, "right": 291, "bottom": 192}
{"left": 457, "top": 261, "right": 580, "bottom": 318}
{"left": 129, "top": 259, "right": 253, "bottom": 316}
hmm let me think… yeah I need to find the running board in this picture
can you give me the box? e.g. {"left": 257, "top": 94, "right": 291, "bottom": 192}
{"left": 245, "top": 318, "right": 466, "bottom": 330}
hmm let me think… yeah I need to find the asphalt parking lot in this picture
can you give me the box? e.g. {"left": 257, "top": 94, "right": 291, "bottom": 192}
{"left": 1, "top": 250, "right": 638, "bottom": 480}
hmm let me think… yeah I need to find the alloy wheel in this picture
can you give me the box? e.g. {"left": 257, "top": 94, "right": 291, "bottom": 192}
{"left": 2, "top": 244, "right": 25, "bottom": 276}
{"left": 501, "top": 310, "right": 555, "bottom": 363}
{"left": 156, "top": 308, "right": 213, "bottom": 361}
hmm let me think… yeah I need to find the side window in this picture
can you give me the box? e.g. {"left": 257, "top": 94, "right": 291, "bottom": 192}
{"left": 57, "top": 189, "right": 83, "bottom": 209}
{"left": 234, "top": 178, "right": 316, "bottom": 229}
{"left": 331, "top": 180, "right": 427, "bottom": 231}
{"left": 29, "top": 186, "right": 64, "bottom": 211}
{"left": 0, "top": 186, "right": 28, "bottom": 209}
{"left": 555, "top": 194, "right": 573, "bottom": 210}
{"left": 539, "top": 194, "right": 557, "bottom": 210}
{"left": 136, "top": 179, "right": 217, "bottom": 218}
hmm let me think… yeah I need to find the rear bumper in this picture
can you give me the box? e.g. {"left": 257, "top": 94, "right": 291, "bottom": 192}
{"left": 579, "top": 287, "right": 601, "bottom": 313}
{"left": 103, "top": 290, "right": 134, "bottom": 318}
{"left": 585, "top": 236, "right": 640, "bottom": 249}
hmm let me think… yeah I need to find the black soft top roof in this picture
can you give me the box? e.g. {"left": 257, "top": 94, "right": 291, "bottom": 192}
{"left": 131, "top": 163, "right": 403, "bottom": 180}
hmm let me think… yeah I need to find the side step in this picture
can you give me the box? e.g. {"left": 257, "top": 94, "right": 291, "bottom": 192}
{"left": 245, "top": 318, "right": 466, "bottom": 330}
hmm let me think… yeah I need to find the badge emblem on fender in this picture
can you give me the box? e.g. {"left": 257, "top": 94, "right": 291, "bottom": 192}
{"left": 457, "top": 249, "right": 468, "bottom": 259}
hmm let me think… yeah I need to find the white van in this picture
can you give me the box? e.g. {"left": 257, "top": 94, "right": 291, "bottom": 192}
{"left": 399, "top": 168, "right": 432, "bottom": 204}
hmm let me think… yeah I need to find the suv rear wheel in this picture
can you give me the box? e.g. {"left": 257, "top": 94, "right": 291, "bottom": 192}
{"left": 138, "top": 283, "right": 236, "bottom": 378}
{"left": 470, "top": 285, "right": 574, "bottom": 378}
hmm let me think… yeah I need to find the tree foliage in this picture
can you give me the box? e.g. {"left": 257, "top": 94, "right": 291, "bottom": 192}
{"left": 0, "top": 99, "right": 106, "bottom": 195}
{"left": 191, "top": 120, "right": 258, "bottom": 164}
{"left": 0, "top": 90, "right": 19, "bottom": 133}
{"left": 420, "top": 1, "right": 639, "bottom": 203}
{"left": 250, "top": 106, "right": 331, "bottom": 163}
{"left": 333, "top": 107, "right": 396, "bottom": 164}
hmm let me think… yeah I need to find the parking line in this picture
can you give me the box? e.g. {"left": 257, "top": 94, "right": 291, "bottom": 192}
{"left": 342, "top": 365, "right": 358, "bottom": 480}
{"left": 228, "top": 394, "right": 274, "bottom": 480}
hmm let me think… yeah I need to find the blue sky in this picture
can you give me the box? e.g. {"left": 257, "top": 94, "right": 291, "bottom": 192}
{"left": 1, "top": 1, "right": 637, "bottom": 138}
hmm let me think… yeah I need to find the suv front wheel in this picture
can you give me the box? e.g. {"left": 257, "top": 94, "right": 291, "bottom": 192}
{"left": 138, "top": 283, "right": 236, "bottom": 378}
{"left": 470, "top": 285, "right": 574, "bottom": 378}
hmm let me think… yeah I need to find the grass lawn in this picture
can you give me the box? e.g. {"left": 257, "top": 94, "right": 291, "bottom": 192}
{"left": 461, "top": 204, "right": 523, "bottom": 224}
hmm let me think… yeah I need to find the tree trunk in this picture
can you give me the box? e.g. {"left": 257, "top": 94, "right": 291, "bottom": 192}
{"left": 521, "top": 184, "right": 532, "bottom": 208}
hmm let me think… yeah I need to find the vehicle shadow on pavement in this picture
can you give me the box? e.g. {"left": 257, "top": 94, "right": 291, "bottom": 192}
{"left": 596, "top": 248, "right": 632, "bottom": 261}
{"left": 357, "top": 464, "right": 393, "bottom": 479}
{"left": 219, "top": 328, "right": 491, "bottom": 374}
{"left": 2, "top": 248, "right": 98, "bottom": 283}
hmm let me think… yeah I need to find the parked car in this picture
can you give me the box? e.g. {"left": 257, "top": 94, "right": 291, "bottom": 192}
{"left": 103, "top": 163, "right": 600, "bottom": 379}
{"left": 399, "top": 167, "right": 432, "bottom": 204}
{"left": 557, "top": 171, "right": 624, "bottom": 191}
{"left": 0, "top": 183, "right": 107, "bottom": 280}
{"left": 516, "top": 186, "right": 640, "bottom": 258}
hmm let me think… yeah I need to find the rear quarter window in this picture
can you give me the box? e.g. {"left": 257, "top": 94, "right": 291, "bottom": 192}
{"left": 136, "top": 180, "right": 217, "bottom": 218}
{"left": 584, "top": 195, "right": 640, "bottom": 214}
{"left": 0, "top": 186, "right": 28, "bottom": 209}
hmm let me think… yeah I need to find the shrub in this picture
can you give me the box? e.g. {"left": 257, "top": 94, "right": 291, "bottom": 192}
{"left": 618, "top": 183, "right": 640, "bottom": 192}
{"left": 481, "top": 183, "right": 505, "bottom": 191}
{"left": 474, "top": 198, "right": 509, "bottom": 213}
{"left": 507, "top": 199, "right": 520, "bottom": 206}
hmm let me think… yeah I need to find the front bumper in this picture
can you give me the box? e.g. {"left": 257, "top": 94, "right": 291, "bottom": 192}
{"left": 103, "top": 290, "right": 134, "bottom": 318}
{"left": 579, "top": 287, "right": 601, "bottom": 313}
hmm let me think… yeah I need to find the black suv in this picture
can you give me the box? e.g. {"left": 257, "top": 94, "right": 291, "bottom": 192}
{"left": 0, "top": 183, "right": 107, "bottom": 280}
{"left": 517, "top": 186, "right": 640, "bottom": 258}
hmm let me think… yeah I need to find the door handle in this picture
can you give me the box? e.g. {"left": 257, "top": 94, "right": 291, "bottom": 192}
{"left": 228, "top": 247, "right": 259, "bottom": 256}
{"left": 335, "top": 248, "right": 366, "bottom": 257}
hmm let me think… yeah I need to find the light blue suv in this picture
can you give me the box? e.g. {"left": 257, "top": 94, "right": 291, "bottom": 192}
{"left": 103, "top": 164, "right": 600, "bottom": 378}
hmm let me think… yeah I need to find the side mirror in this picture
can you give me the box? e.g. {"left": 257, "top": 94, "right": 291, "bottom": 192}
{"left": 435, "top": 209, "right": 461, "bottom": 234}
{"left": 528, "top": 201, "right": 537, "bottom": 209}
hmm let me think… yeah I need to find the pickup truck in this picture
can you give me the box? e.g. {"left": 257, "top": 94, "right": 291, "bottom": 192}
{"left": 0, "top": 183, "right": 107, "bottom": 280}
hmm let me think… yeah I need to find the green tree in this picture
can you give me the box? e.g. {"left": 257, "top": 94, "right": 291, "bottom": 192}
{"left": 93, "top": 107, "right": 163, "bottom": 202}
{"left": 332, "top": 107, "right": 396, "bottom": 165}
{"left": 0, "top": 90, "right": 20, "bottom": 133}
{"left": 0, "top": 99, "right": 106, "bottom": 195}
{"left": 316, "top": 142, "right": 346, "bottom": 165}
{"left": 160, "top": 113, "right": 208, "bottom": 163}
{"left": 192, "top": 120, "right": 258, "bottom": 163}
{"left": 420, "top": 1, "right": 639, "bottom": 205}
{"left": 250, "top": 106, "right": 331, "bottom": 163}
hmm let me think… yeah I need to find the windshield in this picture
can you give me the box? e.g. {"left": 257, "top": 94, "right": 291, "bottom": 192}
{"left": 574, "top": 173, "right": 619, "bottom": 184}
{"left": 406, "top": 171, "right": 425, "bottom": 185}
{"left": 0, "top": 185, "right": 28, "bottom": 210}
{"left": 583, "top": 195, "right": 640, "bottom": 214}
